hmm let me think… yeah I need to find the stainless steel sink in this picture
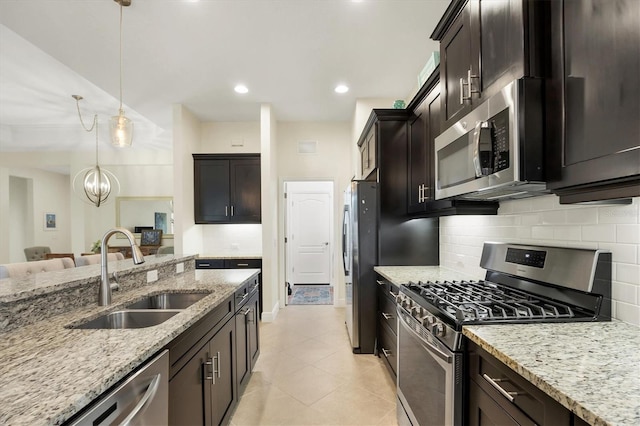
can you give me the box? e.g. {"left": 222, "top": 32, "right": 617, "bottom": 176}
{"left": 70, "top": 310, "right": 181, "bottom": 329}
{"left": 125, "top": 292, "right": 210, "bottom": 310}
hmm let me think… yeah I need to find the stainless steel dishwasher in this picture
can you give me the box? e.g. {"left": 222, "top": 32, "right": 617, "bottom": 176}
{"left": 68, "top": 350, "right": 169, "bottom": 426}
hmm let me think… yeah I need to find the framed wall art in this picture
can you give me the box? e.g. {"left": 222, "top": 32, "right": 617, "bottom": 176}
{"left": 44, "top": 212, "right": 57, "bottom": 231}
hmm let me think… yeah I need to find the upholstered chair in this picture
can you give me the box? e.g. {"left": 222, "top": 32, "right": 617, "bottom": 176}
{"left": 157, "top": 246, "right": 174, "bottom": 254}
{"left": 0, "top": 258, "right": 74, "bottom": 279}
{"left": 23, "top": 246, "right": 51, "bottom": 262}
{"left": 75, "top": 253, "right": 125, "bottom": 267}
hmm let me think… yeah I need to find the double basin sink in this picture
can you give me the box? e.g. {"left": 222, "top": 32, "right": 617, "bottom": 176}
{"left": 70, "top": 292, "right": 210, "bottom": 330}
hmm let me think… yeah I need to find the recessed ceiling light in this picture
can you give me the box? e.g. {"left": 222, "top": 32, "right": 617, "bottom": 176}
{"left": 234, "top": 84, "right": 249, "bottom": 94}
{"left": 335, "top": 84, "right": 349, "bottom": 94}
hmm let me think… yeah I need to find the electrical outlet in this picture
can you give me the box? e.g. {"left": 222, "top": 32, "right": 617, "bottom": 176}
{"left": 176, "top": 262, "right": 184, "bottom": 274}
{"left": 147, "top": 270, "right": 158, "bottom": 283}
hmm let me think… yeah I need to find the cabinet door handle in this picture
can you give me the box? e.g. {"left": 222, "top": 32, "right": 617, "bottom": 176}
{"left": 251, "top": 282, "right": 260, "bottom": 292}
{"left": 482, "top": 374, "right": 524, "bottom": 402}
{"left": 381, "top": 348, "right": 392, "bottom": 358}
{"left": 237, "top": 263, "right": 249, "bottom": 267}
{"left": 215, "top": 351, "right": 221, "bottom": 379}
{"left": 382, "top": 312, "right": 394, "bottom": 320}
{"left": 231, "top": 206, "right": 234, "bottom": 216}
{"left": 204, "top": 358, "right": 214, "bottom": 383}
{"left": 460, "top": 77, "right": 467, "bottom": 104}
{"left": 225, "top": 206, "right": 228, "bottom": 217}
{"left": 247, "top": 308, "right": 255, "bottom": 324}
{"left": 240, "top": 308, "right": 251, "bottom": 316}
{"left": 376, "top": 280, "right": 385, "bottom": 286}
{"left": 468, "top": 68, "right": 480, "bottom": 96}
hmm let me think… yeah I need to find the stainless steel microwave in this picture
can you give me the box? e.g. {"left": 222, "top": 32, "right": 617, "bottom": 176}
{"left": 434, "top": 78, "right": 548, "bottom": 201}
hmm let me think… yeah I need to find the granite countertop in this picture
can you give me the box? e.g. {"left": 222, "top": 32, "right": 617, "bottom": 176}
{"left": 465, "top": 322, "right": 640, "bottom": 426}
{"left": 0, "top": 268, "right": 259, "bottom": 426}
{"left": 375, "top": 265, "right": 640, "bottom": 426}
{"left": 374, "top": 265, "right": 475, "bottom": 285}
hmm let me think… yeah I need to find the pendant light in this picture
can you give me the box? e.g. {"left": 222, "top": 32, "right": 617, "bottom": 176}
{"left": 72, "top": 95, "right": 120, "bottom": 207}
{"left": 109, "top": 0, "right": 134, "bottom": 147}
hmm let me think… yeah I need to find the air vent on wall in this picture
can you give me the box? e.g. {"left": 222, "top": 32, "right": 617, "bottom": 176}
{"left": 298, "top": 140, "right": 317, "bottom": 154}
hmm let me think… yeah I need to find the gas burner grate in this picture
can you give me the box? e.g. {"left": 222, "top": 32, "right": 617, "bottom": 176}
{"left": 408, "top": 280, "right": 575, "bottom": 322}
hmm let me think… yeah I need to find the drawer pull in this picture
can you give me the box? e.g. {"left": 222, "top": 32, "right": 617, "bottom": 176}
{"left": 199, "top": 263, "right": 210, "bottom": 267}
{"left": 482, "top": 374, "right": 524, "bottom": 402}
{"left": 381, "top": 348, "right": 392, "bottom": 358}
{"left": 237, "top": 263, "right": 249, "bottom": 267}
{"left": 376, "top": 280, "right": 385, "bottom": 286}
{"left": 382, "top": 312, "right": 394, "bottom": 320}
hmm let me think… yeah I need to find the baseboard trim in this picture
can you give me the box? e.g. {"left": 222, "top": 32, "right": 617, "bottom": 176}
{"left": 261, "top": 300, "right": 280, "bottom": 323}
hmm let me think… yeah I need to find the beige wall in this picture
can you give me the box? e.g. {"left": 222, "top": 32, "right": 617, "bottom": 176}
{"left": 276, "top": 121, "right": 352, "bottom": 305}
{"left": 173, "top": 104, "right": 202, "bottom": 256}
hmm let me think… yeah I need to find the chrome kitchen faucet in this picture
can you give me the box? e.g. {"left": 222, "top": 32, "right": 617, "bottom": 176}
{"left": 99, "top": 228, "right": 145, "bottom": 305}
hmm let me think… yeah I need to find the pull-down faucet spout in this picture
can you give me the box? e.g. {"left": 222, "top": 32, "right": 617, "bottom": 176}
{"left": 99, "top": 227, "right": 145, "bottom": 306}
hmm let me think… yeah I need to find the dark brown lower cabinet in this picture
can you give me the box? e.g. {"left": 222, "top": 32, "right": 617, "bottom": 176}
{"left": 236, "top": 288, "right": 260, "bottom": 392}
{"left": 467, "top": 340, "right": 580, "bottom": 426}
{"left": 167, "top": 274, "right": 261, "bottom": 425}
{"left": 169, "top": 315, "right": 236, "bottom": 426}
{"left": 376, "top": 278, "right": 399, "bottom": 379}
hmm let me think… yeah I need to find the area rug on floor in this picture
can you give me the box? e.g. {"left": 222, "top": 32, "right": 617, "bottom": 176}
{"left": 288, "top": 285, "right": 334, "bottom": 305}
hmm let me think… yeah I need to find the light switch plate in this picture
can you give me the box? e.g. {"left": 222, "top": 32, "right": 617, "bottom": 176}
{"left": 176, "top": 262, "right": 184, "bottom": 273}
{"left": 147, "top": 270, "right": 158, "bottom": 283}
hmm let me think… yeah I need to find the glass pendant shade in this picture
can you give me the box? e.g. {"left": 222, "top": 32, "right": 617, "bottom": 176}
{"left": 109, "top": 109, "right": 133, "bottom": 147}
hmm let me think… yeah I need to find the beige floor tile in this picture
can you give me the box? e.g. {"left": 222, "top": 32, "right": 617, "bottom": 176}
{"left": 230, "top": 304, "right": 398, "bottom": 426}
{"left": 272, "top": 364, "right": 346, "bottom": 406}
{"left": 310, "top": 381, "right": 396, "bottom": 425}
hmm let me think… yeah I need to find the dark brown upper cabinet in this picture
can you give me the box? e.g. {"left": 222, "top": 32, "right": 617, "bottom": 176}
{"left": 431, "top": 0, "right": 547, "bottom": 131}
{"left": 546, "top": 0, "right": 640, "bottom": 203}
{"left": 193, "top": 154, "right": 261, "bottom": 224}
{"left": 406, "top": 67, "right": 499, "bottom": 218}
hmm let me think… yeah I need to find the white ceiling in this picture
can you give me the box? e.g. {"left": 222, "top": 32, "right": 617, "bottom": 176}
{"left": 0, "top": 0, "right": 448, "bottom": 152}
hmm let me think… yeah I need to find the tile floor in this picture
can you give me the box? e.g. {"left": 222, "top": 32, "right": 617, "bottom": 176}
{"left": 230, "top": 304, "right": 399, "bottom": 426}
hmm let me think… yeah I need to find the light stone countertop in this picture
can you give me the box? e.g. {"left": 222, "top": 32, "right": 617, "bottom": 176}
{"left": 374, "top": 265, "right": 476, "bottom": 285}
{"left": 0, "top": 267, "right": 259, "bottom": 426}
{"left": 375, "top": 265, "right": 640, "bottom": 426}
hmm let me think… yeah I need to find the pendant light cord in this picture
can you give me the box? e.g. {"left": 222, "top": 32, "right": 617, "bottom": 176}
{"left": 119, "top": 1, "right": 123, "bottom": 112}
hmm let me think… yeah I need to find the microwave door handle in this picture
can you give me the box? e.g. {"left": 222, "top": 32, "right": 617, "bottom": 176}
{"left": 473, "top": 121, "right": 494, "bottom": 178}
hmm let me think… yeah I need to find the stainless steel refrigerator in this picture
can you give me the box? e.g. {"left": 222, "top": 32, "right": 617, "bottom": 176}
{"left": 343, "top": 180, "right": 439, "bottom": 354}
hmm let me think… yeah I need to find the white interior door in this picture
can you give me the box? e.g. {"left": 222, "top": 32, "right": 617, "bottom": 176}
{"left": 286, "top": 181, "right": 333, "bottom": 286}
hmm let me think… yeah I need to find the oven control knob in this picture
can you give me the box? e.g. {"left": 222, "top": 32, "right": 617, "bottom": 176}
{"left": 422, "top": 315, "right": 436, "bottom": 327}
{"left": 432, "top": 323, "right": 446, "bottom": 337}
{"left": 395, "top": 294, "right": 404, "bottom": 304}
{"left": 402, "top": 298, "right": 413, "bottom": 310}
{"left": 411, "top": 306, "right": 423, "bottom": 319}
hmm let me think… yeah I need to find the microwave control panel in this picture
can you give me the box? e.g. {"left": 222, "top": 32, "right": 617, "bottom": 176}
{"left": 490, "top": 108, "right": 510, "bottom": 172}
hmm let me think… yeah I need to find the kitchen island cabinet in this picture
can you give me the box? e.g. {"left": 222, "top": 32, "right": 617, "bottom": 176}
{"left": 376, "top": 278, "right": 399, "bottom": 379}
{"left": 0, "top": 261, "right": 260, "bottom": 425}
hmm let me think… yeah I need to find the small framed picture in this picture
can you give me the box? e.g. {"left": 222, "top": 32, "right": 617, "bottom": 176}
{"left": 44, "top": 212, "right": 57, "bottom": 231}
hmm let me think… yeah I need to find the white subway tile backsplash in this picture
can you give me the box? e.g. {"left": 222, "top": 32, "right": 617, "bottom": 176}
{"left": 542, "top": 210, "right": 566, "bottom": 225}
{"left": 616, "top": 224, "right": 640, "bottom": 244}
{"left": 531, "top": 226, "right": 554, "bottom": 240}
{"left": 565, "top": 208, "right": 598, "bottom": 224}
{"left": 582, "top": 224, "right": 616, "bottom": 242}
{"left": 440, "top": 195, "right": 640, "bottom": 326}
{"left": 598, "top": 203, "right": 639, "bottom": 224}
{"left": 553, "top": 225, "right": 582, "bottom": 241}
{"left": 599, "top": 243, "right": 637, "bottom": 264}
{"left": 612, "top": 281, "right": 638, "bottom": 304}
{"left": 617, "top": 263, "right": 640, "bottom": 285}
{"left": 615, "top": 301, "right": 640, "bottom": 326}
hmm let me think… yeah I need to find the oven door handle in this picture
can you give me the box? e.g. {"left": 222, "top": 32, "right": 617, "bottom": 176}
{"left": 398, "top": 306, "right": 453, "bottom": 363}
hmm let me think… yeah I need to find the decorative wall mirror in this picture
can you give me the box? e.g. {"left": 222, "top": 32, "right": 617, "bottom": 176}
{"left": 116, "top": 197, "right": 174, "bottom": 239}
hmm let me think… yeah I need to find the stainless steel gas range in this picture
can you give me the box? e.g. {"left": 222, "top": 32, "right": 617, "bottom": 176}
{"left": 396, "top": 242, "right": 612, "bottom": 426}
